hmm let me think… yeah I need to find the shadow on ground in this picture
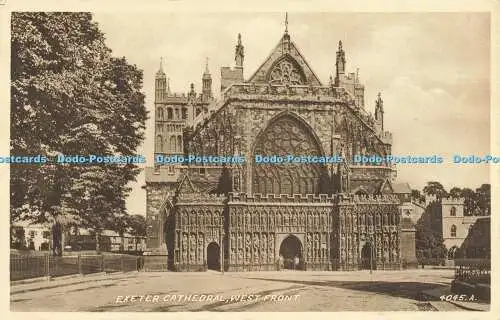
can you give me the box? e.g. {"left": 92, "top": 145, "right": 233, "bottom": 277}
{"left": 244, "top": 277, "right": 447, "bottom": 302}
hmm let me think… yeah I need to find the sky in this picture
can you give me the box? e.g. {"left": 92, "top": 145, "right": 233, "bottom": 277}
{"left": 91, "top": 12, "right": 490, "bottom": 216}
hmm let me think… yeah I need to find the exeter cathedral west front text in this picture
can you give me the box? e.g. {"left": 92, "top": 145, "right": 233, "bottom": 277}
{"left": 145, "top": 19, "right": 417, "bottom": 272}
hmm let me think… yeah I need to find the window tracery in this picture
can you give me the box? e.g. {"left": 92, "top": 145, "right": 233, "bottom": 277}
{"left": 252, "top": 115, "right": 326, "bottom": 195}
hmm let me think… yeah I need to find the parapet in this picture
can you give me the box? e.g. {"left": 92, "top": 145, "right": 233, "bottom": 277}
{"left": 338, "top": 193, "right": 399, "bottom": 205}
{"left": 176, "top": 193, "right": 226, "bottom": 204}
{"left": 441, "top": 197, "right": 465, "bottom": 205}
{"left": 228, "top": 192, "right": 335, "bottom": 204}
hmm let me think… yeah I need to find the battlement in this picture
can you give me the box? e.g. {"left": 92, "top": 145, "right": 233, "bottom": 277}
{"left": 226, "top": 192, "right": 399, "bottom": 204}
{"left": 441, "top": 197, "right": 465, "bottom": 205}
{"left": 338, "top": 193, "right": 399, "bottom": 204}
{"left": 176, "top": 193, "right": 226, "bottom": 204}
{"left": 228, "top": 192, "right": 335, "bottom": 204}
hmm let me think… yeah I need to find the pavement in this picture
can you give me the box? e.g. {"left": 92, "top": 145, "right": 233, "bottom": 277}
{"left": 11, "top": 272, "right": 139, "bottom": 295}
{"left": 10, "top": 269, "right": 490, "bottom": 312}
{"left": 421, "top": 286, "right": 490, "bottom": 312}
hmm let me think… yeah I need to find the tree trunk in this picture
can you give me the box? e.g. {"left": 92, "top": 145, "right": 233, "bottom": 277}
{"left": 95, "top": 231, "right": 100, "bottom": 253}
{"left": 52, "top": 222, "right": 63, "bottom": 256}
{"left": 120, "top": 233, "right": 125, "bottom": 252}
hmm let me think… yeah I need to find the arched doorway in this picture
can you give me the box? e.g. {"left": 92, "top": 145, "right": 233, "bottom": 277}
{"left": 448, "top": 246, "right": 460, "bottom": 260}
{"left": 361, "top": 242, "right": 375, "bottom": 270}
{"left": 279, "top": 235, "right": 303, "bottom": 270}
{"left": 207, "top": 242, "right": 220, "bottom": 271}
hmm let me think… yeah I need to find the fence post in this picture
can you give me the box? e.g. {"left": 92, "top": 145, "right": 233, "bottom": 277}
{"left": 78, "top": 254, "right": 82, "bottom": 275}
{"left": 101, "top": 255, "right": 105, "bottom": 273}
{"left": 46, "top": 253, "right": 50, "bottom": 279}
{"left": 121, "top": 255, "right": 124, "bottom": 272}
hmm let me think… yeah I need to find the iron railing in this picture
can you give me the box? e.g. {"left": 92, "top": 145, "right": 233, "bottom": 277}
{"left": 454, "top": 258, "right": 490, "bottom": 285}
{"left": 10, "top": 253, "right": 140, "bottom": 281}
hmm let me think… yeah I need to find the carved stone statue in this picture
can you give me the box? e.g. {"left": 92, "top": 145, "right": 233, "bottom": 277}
{"left": 245, "top": 233, "right": 251, "bottom": 247}
{"left": 237, "top": 233, "right": 242, "bottom": 248}
{"left": 253, "top": 233, "right": 260, "bottom": 248}
{"left": 231, "top": 248, "right": 236, "bottom": 262}
{"left": 238, "top": 248, "right": 243, "bottom": 262}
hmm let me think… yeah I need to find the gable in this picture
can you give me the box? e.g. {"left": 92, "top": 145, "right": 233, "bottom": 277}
{"left": 379, "top": 179, "right": 394, "bottom": 194}
{"left": 248, "top": 35, "right": 322, "bottom": 86}
{"left": 177, "top": 174, "right": 198, "bottom": 194}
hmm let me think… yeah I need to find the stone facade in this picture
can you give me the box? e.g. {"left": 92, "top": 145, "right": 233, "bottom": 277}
{"left": 146, "top": 24, "right": 410, "bottom": 271}
{"left": 440, "top": 197, "right": 481, "bottom": 258}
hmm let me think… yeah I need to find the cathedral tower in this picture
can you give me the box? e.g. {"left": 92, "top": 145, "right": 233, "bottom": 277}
{"left": 335, "top": 41, "right": 346, "bottom": 86}
{"left": 202, "top": 58, "right": 212, "bottom": 100}
{"left": 155, "top": 58, "right": 167, "bottom": 102}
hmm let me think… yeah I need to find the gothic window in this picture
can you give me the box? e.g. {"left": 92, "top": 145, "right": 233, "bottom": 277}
{"left": 196, "top": 107, "right": 201, "bottom": 117}
{"left": 167, "top": 107, "right": 173, "bottom": 120}
{"left": 170, "top": 136, "right": 176, "bottom": 153}
{"left": 177, "top": 136, "right": 183, "bottom": 153}
{"left": 268, "top": 57, "right": 306, "bottom": 85}
{"left": 252, "top": 115, "right": 326, "bottom": 195}
{"left": 175, "top": 108, "right": 180, "bottom": 120}
{"left": 182, "top": 107, "right": 188, "bottom": 120}
{"left": 156, "top": 135, "right": 163, "bottom": 153}
{"left": 451, "top": 225, "right": 457, "bottom": 237}
{"left": 301, "top": 179, "right": 308, "bottom": 194}
{"left": 450, "top": 207, "right": 456, "bottom": 216}
{"left": 265, "top": 178, "right": 273, "bottom": 195}
{"left": 282, "top": 177, "right": 292, "bottom": 195}
{"left": 157, "top": 107, "right": 164, "bottom": 120}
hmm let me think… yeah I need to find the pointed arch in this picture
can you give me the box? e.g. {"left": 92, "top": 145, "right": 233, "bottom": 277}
{"left": 450, "top": 225, "right": 457, "bottom": 237}
{"left": 157, "top": 107, "right": 164, "bottom": 120}
{"left": 169, "top": 136, "right": 176, "bottom": 153}
{"left": 156, "top": 135, "right": 164, "bottom": 153}
{"left": 177, "top": 135, "right": 183, "bottom": 153}
{"left": 252, "top": 112, "right": 328, "bottom": 195}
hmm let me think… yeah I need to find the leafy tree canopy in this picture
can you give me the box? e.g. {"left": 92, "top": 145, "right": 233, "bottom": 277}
{"left": 11, "top": 13, "right": 147, "bottom": 240}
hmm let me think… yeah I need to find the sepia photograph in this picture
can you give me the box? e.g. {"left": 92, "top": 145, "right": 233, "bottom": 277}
{"left": 8, "top": 10, "right": 492, "bottom": 313}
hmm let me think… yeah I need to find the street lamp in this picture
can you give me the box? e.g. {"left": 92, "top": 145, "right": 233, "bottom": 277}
{"left": 370, "top": 233, "right": 373, "bottom": 275}
{"left": 220, "top": 216, "right": 225, "bottom": 275}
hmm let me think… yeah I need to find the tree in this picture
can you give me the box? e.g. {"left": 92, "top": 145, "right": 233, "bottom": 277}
{"left": 449, "top": 187, "right": 462, "bottom": 198}
{"left": 415, "top": 203, "right": 447, "bottom": 265}
{"left": 460, "top": 188, "right": 476, "bottom": 215}
{"left": 126, "top": 214, "right": 146, "bottom": 252}
{"left": 11, "top": 13, "right": 147, "bottom": 254}
{"left": 475, "top": 184, "right": 490, "bottom": 215}
{"left": 411, "top": 189, "right": 425, "bottom": 203}
{"left": 423, "top": 181, "right": 448, "bottom": 200}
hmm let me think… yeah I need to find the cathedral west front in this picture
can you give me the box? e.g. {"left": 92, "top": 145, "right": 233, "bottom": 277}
{"left": 145, "top": 19, "right": 415, "bottom": 272}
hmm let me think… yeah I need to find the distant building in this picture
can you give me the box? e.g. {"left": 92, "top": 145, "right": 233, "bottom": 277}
{"left": 440, "top": 197, "right": 482, "bottom": 259}
{"left": 10, "top": 222, "right": 146, "bottom": 253}
{"left": 10, "top": 222, "right": 51, "bottom": 251}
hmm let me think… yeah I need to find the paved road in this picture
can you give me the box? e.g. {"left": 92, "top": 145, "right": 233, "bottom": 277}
{"left": 11, "top": 269, "right": 467, "bottom": 312}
